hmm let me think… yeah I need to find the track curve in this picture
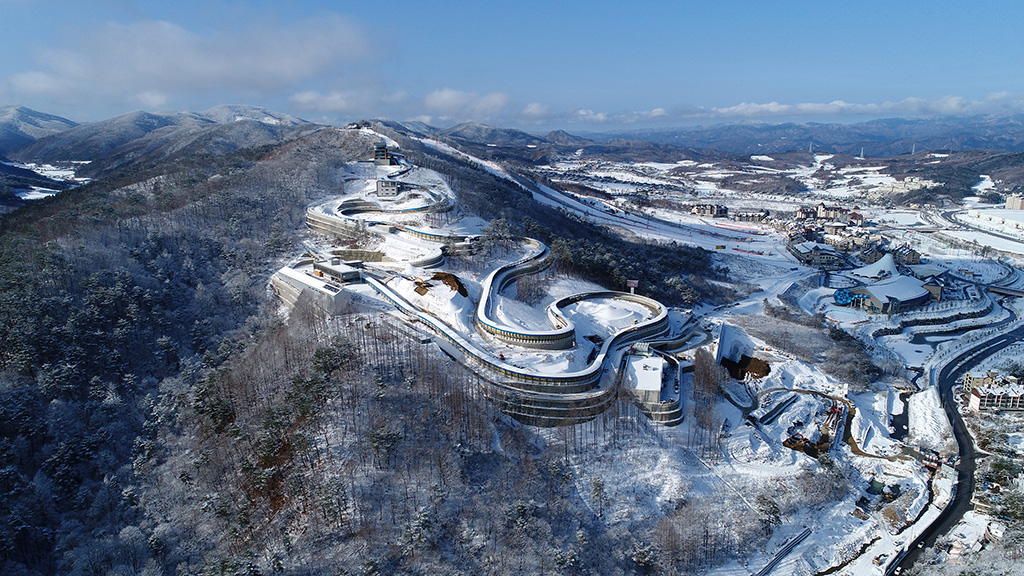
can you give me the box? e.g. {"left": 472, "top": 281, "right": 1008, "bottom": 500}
{"left": 284, "top": 145, "right": 680, "bottom": 424}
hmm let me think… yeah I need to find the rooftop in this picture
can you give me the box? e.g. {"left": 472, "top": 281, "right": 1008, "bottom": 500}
{"left": 850, "top": 253, "right": 897, "bottom": 280}
{"left": 791, "top": 241, "right": 839, "bottom": 255}
{"left": 627, "top": 355, "right": 664, "bottom": 392}
{"left": 863, "top": 274, "right": 930, "bottom": 304}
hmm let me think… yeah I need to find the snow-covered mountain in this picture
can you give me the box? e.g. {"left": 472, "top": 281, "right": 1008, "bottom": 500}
{"left": 7, "top": 106, "right": 315, "bottom": 176}
{"left": 9, "top": 110, "right": 200, "bottom": 162}
{"left": 197, "top": 104, "right": 306, "bottom": 127}
{"left": 0, "top": 105, "right": 77, "bottom": 156}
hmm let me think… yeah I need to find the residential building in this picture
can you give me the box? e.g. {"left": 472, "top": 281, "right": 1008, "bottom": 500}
{"left": 816, "top": 203, "right": 850, "bottom": 221}
{"left": 963, "top": 370, "right": 1019, "bottom": 392}
{"left": 733, "top": 209, "right": 769, "bottom": 222}
{"left": 796, "top": 206, "right": 817, "bottom": 220}
{"left": 822, "top": 221, "right": 847, "bottom": 236}
{"left": 824, "top": 234, "right": 853, "bottom": 251}
{"left": 787, "top": 241, "right": 843, "bottom": 268}
{"left": 691, "top": 204, "right": 728, "bottom": 218}
{"left": 860, "top": 244, "right": 885, "bottom": 264}
{"left": 892, "top": 244, "right": 921, "bottom": 265}
{"left": 970, "top": 384, "right": 1024, "bottom": 411}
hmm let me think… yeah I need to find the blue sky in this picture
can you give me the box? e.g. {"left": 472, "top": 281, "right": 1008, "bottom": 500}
{"left": 3, "top": 0, "right": 1024, "bottom": 130}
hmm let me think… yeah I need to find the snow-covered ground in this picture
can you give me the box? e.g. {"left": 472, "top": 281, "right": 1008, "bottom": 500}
{"left": 275, "top": 132, "right": 1024, "bottom": 575}
{"left": 2, "top": 160, "right": 91, "bottom": 201}
{"left": 525, "top": 149, "right": 1024, "bottom": 575}
{"left": 7, "top": 160, "right": 90, "bottom": 182}
{"left": 14, "top": 188, "right": 61, "bottom": 200}
{"left": 907, "top": 387, "right": 954, "bottom": 453}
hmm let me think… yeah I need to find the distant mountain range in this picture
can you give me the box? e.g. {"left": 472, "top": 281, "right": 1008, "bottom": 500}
{"left": 8, "top": 104, "right": 1024, "bottom": 201}
{"left": 373, "top": 119, "right": 726, "bottom": 164}
{"left": 3, "top": 105, "right": 312, "bottom": 179}
{"left": 9, "top": 105, "right": 1024, "bottom": 167}
{"left": 0, "top": 105, "right": 78, "bottom": 156}
{"left": 0, "top": 105, "right": 318, "bottom": 202}
{"left": 371, "top": 115, "right": 1024, "bottom": 162}
{"left": 590, "top": 115, "right": 1024, "bottom": 156}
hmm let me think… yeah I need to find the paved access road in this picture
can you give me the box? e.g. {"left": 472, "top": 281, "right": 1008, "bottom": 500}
{"left": 888, "top": 319, "right": 1024, "bottom": 575}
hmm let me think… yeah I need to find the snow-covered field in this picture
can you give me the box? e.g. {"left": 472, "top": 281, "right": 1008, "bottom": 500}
{"left": 2, "top": 160, "right": 91, "bottom": 201}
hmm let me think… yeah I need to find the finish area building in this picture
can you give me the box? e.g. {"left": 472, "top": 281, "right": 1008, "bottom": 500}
{"left": 834, "top": 275, "right": 934, "bottom": 314}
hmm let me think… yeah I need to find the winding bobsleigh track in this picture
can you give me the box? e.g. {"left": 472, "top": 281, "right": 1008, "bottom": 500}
{"left": 284, "top": 151, "right": 682, "bottom": 425}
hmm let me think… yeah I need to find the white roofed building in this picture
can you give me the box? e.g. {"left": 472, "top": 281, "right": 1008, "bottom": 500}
{"left": 848, "top": 274, "right": 933, "bottom": 314}
{"left": 626, "top": 354, "right": 665, "bottom": 404}
{"left": 787, "top": 241, "right": 844, "bottom": 268}
{"left": 849, "top": 253, "right": 898, "bottom": 280}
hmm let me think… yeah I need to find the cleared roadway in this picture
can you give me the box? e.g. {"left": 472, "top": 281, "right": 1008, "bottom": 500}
{"left": 887, "top": 317, "right": 1024, "bottom": 574}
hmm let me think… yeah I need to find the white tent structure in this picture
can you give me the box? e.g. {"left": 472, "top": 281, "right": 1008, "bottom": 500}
{"left": 849, "top": 253, "right": 898, "bottom": 280}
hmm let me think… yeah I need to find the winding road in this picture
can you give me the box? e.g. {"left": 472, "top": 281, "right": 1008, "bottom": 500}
{"left": 887, "top": 308, "right": 1024, "bottom": 575}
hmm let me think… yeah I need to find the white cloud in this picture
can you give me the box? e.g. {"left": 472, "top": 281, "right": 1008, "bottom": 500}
{"left": 473, "top": 92, "right": 510, "bottom": 116}
{"left": 4, "top": 15, "right": 372, "bottom": 110}
{"left": 574, "top": 109, "right": 608, "bottom": 122}
{"left": 424, "top": 88, "right": 475, "bottom": 113}
{"left": 136, "top": 91, "right": 168, "bottom": 108}
{"left": 290, "top": 88, "right": 413, "bottom": 115}
{"left": 8, "top": 71, "right": 70, "bottom": 95}
{"left": 521, "top": 102, "right": 550, "bottom": 119}
{"left": 704, "top": 94, "right": 1024, "bottom": 119}
{"left": 424, "top": 88, "right": 509, "bottom": 120}
{"left": 291, "top": 90, "right": 353, "bottom": 113}
{"left": 928, "top": 95, "right": 970, "bottom": 114}
{"left": 619, "top": 107, "right": 670, "bottom": 124}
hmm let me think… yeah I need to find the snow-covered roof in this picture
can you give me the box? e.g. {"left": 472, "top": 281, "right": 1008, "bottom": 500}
{"left": 277, "top": 266, "right": 343, "bottom": 295}
{"left": 851, "top": 253, "right": 898, "bottom": 280}
{"left": 791, "top": 241, "right": 838, "bottom": 255}
{"left": 627, "top": 355, "right": 663, "bottom": 392}
{"left": 973, "top": 385, "right": 1024, "bottom": 397}
{"left": 907, "top": 264, "right": 945, "bottom": 279}
{"left": 716, "top": 323, "right": 757, "bottom": 364}
{"left": 863, "top": 275, "right": 930, "bottom": 304}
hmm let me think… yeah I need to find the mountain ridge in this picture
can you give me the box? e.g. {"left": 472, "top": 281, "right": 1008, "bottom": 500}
{"left": 587, "top": 114, "right": 1024, "bottom": 156}
{"left": 0, "top": 105, "right": 78, "bottom": 156}
{"left": 6, "top": 105, "right": 315, "bottom": 177}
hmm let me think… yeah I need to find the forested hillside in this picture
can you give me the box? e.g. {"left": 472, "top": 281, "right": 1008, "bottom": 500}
{"left": 0, "top": 126, "right": 376, "bottom": 574}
